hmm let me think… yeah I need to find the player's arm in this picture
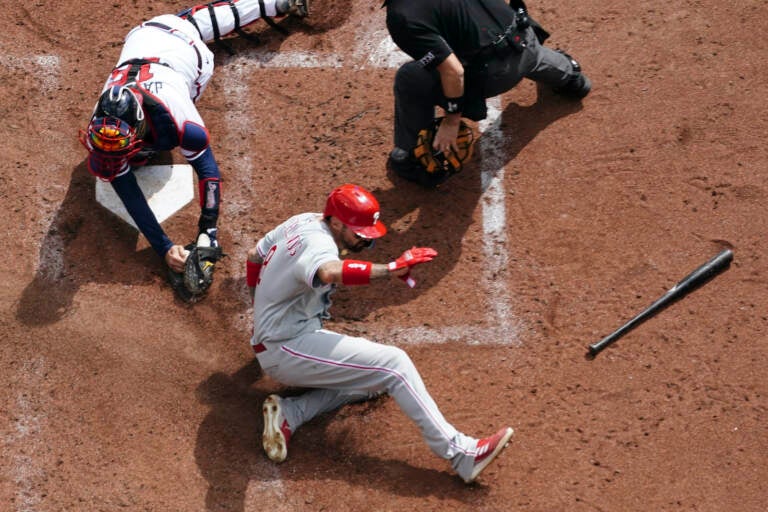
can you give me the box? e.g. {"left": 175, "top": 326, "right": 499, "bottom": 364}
{"left": 316, "top": 247, "right": 438, "bottom": 287}
{"left": 110, "top": 171, "right": 188, "bottom": 271}
{"left": 316, "top": 260, "right": 398, "bottom": 285}
{"left": 434, "top": 53, "right": 465, "bottom": 154}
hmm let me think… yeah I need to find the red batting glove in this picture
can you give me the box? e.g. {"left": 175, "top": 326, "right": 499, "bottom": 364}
{"left": 387, "top": 247, "right": 438, "bottom": 272}
{"left": 388, "top": 247, "right": 437, "bottom": 288}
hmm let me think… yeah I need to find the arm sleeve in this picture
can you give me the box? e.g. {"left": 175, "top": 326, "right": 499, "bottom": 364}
{"left": 111, "top": 171, "right": 173, "bottom": 257}
{"left": 386, "top": 11, "right": 453, "bottom": 68}
{"left": 186, "top": 146, "right": 221, "bottom": 181}
{"left": 180, "top": 123, "right": 221, "bottom": 181}
{"left": 296, "top": 235, "right": 339, "bottom": 288}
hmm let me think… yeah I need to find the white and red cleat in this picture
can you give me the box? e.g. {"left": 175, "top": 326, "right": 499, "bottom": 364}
{"left": 262, "top": 394, "right": 292, "bottom": 463}
{"left": 458, "top": 427, "right": 514, "bottom": 483}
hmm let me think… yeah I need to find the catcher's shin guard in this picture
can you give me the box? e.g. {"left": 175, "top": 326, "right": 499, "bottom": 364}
{"left": 179, "top": 0, "right": 300, "bottom": 51}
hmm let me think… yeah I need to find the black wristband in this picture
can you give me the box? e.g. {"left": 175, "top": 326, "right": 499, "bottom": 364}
{"left": 444, "top": 96, "right": 464, "bottom": 114}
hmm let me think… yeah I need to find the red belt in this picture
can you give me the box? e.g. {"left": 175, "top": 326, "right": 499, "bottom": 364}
{"left": 252, "top": 342, "right": 267, "bottom": 354}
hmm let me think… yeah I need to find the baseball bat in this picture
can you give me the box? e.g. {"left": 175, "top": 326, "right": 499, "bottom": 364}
{"left": 586, "top": 249, "right": 733, "bottom": 358}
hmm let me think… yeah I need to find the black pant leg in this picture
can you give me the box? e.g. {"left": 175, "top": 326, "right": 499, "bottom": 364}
{"left": 393, "top": 61, "right": 442, "bottom": 150}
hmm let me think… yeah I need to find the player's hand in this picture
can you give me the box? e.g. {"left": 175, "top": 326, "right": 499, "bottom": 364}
{"left": 165, "top": 244, "right": 190, "bottom": 273}
{"left": 433, "top": 114, "right": 461, "bottom": 155}
{"left": 388, "top": 247, "right": 438, "bottom": 273}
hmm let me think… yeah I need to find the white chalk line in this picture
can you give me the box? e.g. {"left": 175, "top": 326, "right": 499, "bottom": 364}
{"left": 0, "top": 55, "right": 60, "bottom": 94}
{"left": 479, "top": 98, "right": 520, "bottom": 345}
{"left": 239, "top": 33, "right": 409, "bottom": 69}
{"left": 1, "top": 54, "right": 66, "bottom": 280}
{"left": 4, "top": 54, "right": 60, "bottom": 510}
{"left": 3, "top": 358, "right": 49, "bottom": 512}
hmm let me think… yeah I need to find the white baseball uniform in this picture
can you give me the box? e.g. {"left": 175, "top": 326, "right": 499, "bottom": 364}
{"left": 86, "top": 1, "right": 288, "bottom": 257}
{"left": 251, "top": 212, "right": 483, "bottom": 470}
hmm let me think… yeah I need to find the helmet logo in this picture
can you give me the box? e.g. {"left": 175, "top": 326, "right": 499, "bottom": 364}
{"left": 372, "top": 211, "right": 380, "bottom": 225}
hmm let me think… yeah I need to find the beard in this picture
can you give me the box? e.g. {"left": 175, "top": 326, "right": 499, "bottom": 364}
{"left": 344, "top": 238, "right": 373, "bottom": 253}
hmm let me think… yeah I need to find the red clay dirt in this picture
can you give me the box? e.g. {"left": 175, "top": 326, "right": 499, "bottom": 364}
{"left": 2, "top": 1, "right": 766, "bottom": 511}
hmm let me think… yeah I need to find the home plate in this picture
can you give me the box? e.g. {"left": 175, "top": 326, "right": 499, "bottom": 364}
{"left": 95, "top": 165, "right": 194, "bottom": 229}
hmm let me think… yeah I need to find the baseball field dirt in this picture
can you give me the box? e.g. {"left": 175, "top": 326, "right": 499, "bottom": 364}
{"left": 2, "top": 1, "right": 766, "bottom": 511}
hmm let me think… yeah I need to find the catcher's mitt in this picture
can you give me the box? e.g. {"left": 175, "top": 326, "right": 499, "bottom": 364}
{"left": 413, "top": 117, "right": 476, "bottom": 177}
{"left": 182, "top": 243, "right": 224, "bottom": 297}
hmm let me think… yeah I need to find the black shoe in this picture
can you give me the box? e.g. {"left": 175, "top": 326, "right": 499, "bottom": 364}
{"left": 552, "top": 50, "right": 591, "bottom": 99}
{"left": 387, "top": 148, "right": 448, "bottom": 189}
{"left": 552, "top": 73, "right": 591, "bottom": 99}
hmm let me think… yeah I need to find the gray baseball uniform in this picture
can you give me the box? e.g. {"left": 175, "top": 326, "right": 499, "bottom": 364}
{"left": 251, "top": 212, "right": 481, "bottom": 466}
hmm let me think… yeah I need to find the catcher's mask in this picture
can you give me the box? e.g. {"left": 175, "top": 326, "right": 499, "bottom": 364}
{"left": 324, "top": 184, "right": 387, "bottom": 239}
{"left": 79, "top": 86, "right": 147, "bottom": 181}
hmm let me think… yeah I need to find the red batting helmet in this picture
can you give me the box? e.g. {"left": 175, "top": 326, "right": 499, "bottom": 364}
{"left": 323, "top": 184, "right": 387, "bottom": 239}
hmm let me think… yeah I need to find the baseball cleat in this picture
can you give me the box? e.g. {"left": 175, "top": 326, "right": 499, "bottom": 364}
{"left": 277, "top": 0, "right": 309, "bottom": 18}
{"left": 460, "top": 427, "right": 514, "bottom": 483}
{"left": 552, "top": 72, "right": 591, "bottom": 99}
{"left": 552, "top": 51, "right": 591, "bottom": 99}
{"left": 262, "top": 395, "right": 292, "bottom": 463}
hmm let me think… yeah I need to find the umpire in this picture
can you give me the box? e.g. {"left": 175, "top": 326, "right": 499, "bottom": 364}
{"left": 384, "top": 0, "right": 591, "bottom": 187}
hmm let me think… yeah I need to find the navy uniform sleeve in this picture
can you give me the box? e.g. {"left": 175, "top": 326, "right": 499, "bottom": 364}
{"left": 186, "top": 146, "right": 220, "bottom": 181}
{"left": 110, "top": 171, "right": 174, "bottom": 258}
{"left": 180, "top": 121, "right": 221, "bottom": 181}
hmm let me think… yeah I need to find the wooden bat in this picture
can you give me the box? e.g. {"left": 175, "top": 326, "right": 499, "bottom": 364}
{"left": 586, "top": 249, "right": 733, "bottom": 359}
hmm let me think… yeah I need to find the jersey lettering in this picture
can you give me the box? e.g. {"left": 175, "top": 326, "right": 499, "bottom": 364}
{"left": 418, "top": 51, "right": 436, "bottom": 68}
{"left": 286, "top": 234, "right": 302, "bottom": 256}
{"left": 107, "top": 67, "right": 130, "bottom": 87}
{"left": 107, "top": 65, "right": 155, "bottom": 88}
{"left": 142, "top": 81, "right": 164, "bottom": 95}
{"left": 135, "top": 66, "right": 154, "bottom": 83}
{"left": 257, "top": 244, "right": 277, "bottom": 287}
{"left": 263, "top": 245, "right": 277, "bottom": 267}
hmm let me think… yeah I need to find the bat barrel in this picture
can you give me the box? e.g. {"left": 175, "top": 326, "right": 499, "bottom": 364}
{"left": 586, "top": 249, "right": 733, "bottom": 358}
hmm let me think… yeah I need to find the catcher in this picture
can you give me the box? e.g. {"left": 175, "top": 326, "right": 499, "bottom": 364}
{"left": 384, "top": 0, "right": 591, "bottom": 188}
{"left": 79, "top": 0, "right": 309, "bottom": 301}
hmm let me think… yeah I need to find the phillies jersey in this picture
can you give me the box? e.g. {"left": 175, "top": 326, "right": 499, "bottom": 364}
{"left": 252, "top": 213, "right": 340, "bottom": 345}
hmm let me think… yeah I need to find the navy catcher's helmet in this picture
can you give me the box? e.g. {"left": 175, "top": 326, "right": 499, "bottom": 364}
{"left": 95, "top": 86, "right": 145, "bottom": 131}
{"left": 79, "top": 86, "right": 147, "bottom": 181}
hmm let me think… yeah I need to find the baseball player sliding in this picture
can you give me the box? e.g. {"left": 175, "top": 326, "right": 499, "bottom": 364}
{"left": 247, "top": 184, "right": 514, "bottom": 483}
{"left": 79, "top": 0, "right": 309, "bottom": 300}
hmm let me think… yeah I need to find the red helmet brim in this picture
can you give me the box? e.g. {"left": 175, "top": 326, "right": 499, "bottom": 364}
{"left": 350, "top": 220, "right": 387, "bottom": 239}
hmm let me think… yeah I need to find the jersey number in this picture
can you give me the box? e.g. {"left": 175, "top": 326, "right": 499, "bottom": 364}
{"left": 257, "top": 244, "right": 278, "bottom": 286}
{"left": 107, "top": 63, "right": 155, "bottom": 87}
